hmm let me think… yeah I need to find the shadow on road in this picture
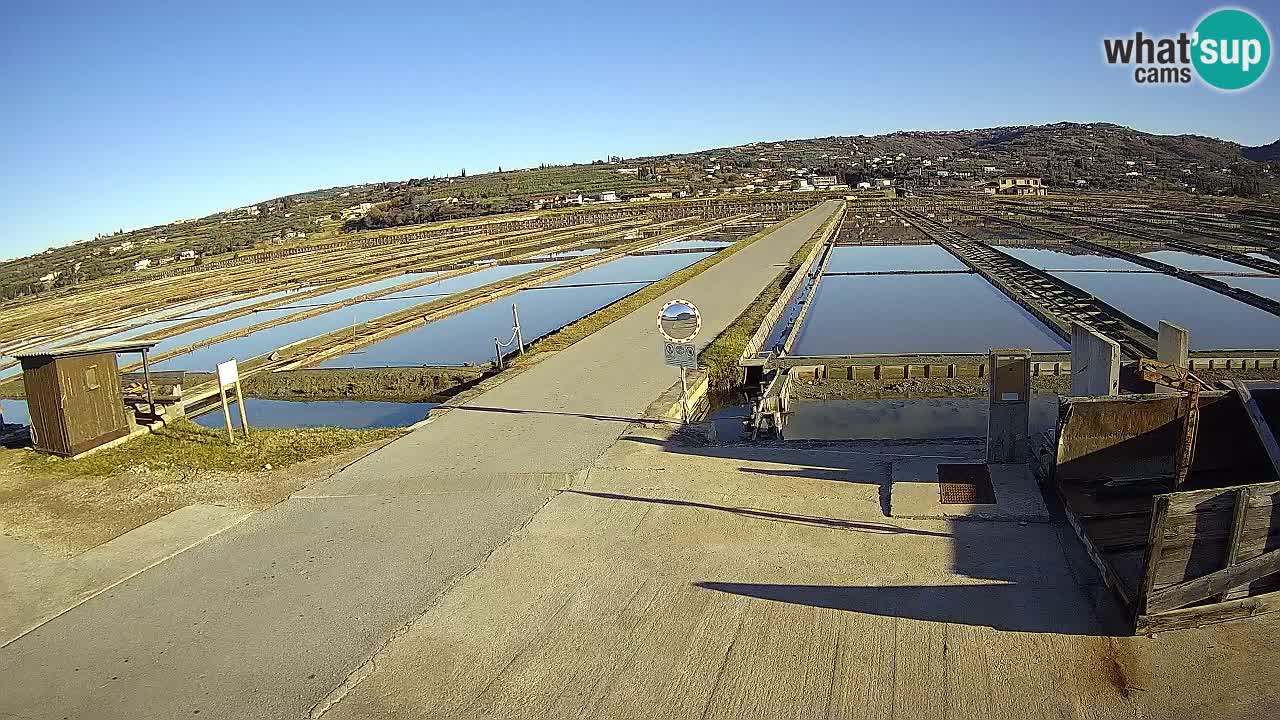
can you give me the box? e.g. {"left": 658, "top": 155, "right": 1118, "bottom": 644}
{"left": 451, "top": 405, "right": 665, "bottom": 424}
{"left": 565, "top": 489, "right": 951, "bottom": 536}
{"left": 692, "top": 581, "right": 1107, "bottom": 635}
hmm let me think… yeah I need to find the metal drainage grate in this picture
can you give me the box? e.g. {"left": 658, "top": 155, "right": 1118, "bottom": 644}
{"left": 938, "top": 463, "right": 996, "bottom": 505}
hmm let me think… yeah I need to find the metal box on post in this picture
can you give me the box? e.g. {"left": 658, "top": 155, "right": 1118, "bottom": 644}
{"left": 987, "top": 348, "right": 1031, "bottom": 464}
{"left": 13, "top": 341, "right": 158, "bottom": 457}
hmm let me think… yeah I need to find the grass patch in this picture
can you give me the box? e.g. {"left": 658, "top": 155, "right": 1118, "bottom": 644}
{"left": 15, "top": 420, "right": 400, "bottom": 478}
{"left": 698, "top": 208, "right": 842, "bottom": 388}
{"left": 519, "top": 209, "right": 813, "bottom": 358}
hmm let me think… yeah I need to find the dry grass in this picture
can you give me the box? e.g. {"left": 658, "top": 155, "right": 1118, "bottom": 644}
{"left": 0, "top": 421, "right": 398, "bottom": 553}
{"left": 15, "top": 420, "right": 398, "bottom": 478}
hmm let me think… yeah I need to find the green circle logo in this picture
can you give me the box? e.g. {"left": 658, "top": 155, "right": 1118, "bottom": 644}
{"left": 1193, "top": 8, "right": 1271, "bottom": 90}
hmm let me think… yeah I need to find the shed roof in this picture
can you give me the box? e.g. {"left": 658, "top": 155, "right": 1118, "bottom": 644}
{"left": 13, "top": 341, "right": 159, "bottom": 361}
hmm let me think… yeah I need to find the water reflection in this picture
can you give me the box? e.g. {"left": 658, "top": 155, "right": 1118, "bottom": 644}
{"left": 792, "top": 274, "right": 1068, "bottom": 355}
{"left": 825, "top": 245, "right": 966, "bottom": 273}
{"left": 155, "top": 264, "right": 547, "bottom": 371}
{"left": 1142, "top": 250, "right": 1261, "bottom": 274}
{"left": 320, "top": 252, "right": 709, "bottom": 367}
{"left": 1050, "top": 271, "right": 1280, "bottom": 349}
{"left": 1222, "top": 276, "right": 1280, "bottom": 303}
{"left": 996, "top": 246, "right": 1142, "bottom": 271}
{"left": 0, "top": 398, "right": 29, "bottom": 426}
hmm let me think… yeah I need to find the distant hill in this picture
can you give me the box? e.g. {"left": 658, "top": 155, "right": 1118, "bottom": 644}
{"left": 3, "top": 121, "right": 1277, "bottom": 304}
{"left": 1244, "top": 139, "right": 1280, "bottom": 162}
{"left": 650, "top": 122, "right": 1275, "bottom": 195}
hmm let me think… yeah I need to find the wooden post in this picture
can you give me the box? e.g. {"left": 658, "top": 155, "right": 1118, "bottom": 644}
{"left": 218, "top": 384, "right": 234, "bottom": 445}
{"left": 234, "top": 378, "right": 250, "bottom": 439}
{"left": 1138, "top": 495, "right": 1171, "bottom": 618}
{"left": 1217, "top": 487, "right": 1251, "bottom": 602}
{"left": 141, "top": 348, "right": 156, "bottom": 416}
{"left": 1230, "top": 380, "right": 1280, "bottom": 480}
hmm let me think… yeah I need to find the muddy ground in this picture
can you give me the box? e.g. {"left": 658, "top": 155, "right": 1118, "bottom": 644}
{"left": 243, "top": 366, "right": 487, "bottom": 402}
{"left": 789, "top": 365, "right": 1280, "bottom": 401}
{"left": 790, "top": 374, "right": 1073, "bottom": 400}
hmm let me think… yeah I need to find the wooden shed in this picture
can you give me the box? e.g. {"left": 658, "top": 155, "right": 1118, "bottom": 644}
{"left": 13, "top": 341, "right": 158, "bottom": 457}
{"left": 1052, "top": 388, "right": 1280, "bottom": 633}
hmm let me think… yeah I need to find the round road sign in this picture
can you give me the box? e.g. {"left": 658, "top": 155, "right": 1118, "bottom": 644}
{"left": 658, "top": 299, "right": 701, "bottom": 342}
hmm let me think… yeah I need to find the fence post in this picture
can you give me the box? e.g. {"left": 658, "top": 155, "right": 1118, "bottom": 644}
{"left": 513, "top": 303, "right": 524, "bottom": 354}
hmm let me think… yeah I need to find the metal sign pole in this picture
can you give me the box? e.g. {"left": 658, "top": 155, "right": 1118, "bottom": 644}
{"left": 679, "top": 366, "right": 689, "bottom": 424}
{"left": 658, "top": 298, "right": 702, "bottom": 426}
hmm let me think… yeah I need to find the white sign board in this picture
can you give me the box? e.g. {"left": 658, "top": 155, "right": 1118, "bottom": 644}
{"left": 663, "top": 341, "right": 698, "bottom": 369}
{"left": 216, "top": 359, "right": 239, "bottom": 388}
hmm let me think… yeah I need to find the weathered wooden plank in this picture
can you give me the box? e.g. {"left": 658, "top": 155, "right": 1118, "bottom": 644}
{"left": 1056, "top": 391, "right": 1272, "bottom": 485}
{"left": 1138, "top": 495, "right": 1170, "bottom": 616}
{"left": 1054, "top": 479, "right": 1136, "bottom": 609}
{"left": 1146, "top": 547, "right": 1280, "bottom": 613}
{"left": 1154, "top": 530, "right": 1280, "bottom": 587}
{"left": 1159, "top": 497, "right": 1279, "bottom": 545}
{"left": 1136, "top": 589, "right": 1280, "bottom": 634}
{"left": 1082, "top": 515, "right": 1154, "bottom": 552}
{"left": 1230, "top": 380, "right": 1280, "bottom": 481}
{"left": 1218, "top": 487, "right": 1251, "bottom": 602}
{"left": 1160, "top": 480, "right": 1280, "bottom": 515}
{"left": 1103, "top": 548, "right": 1146, "bottom": 601}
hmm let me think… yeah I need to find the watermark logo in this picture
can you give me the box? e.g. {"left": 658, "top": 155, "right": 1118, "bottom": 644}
{"left": 1103, "top": 7, "right": 1271, "bottom": 90}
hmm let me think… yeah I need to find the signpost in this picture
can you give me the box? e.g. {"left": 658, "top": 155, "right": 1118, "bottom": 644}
{"left": 658, "top": 299, "right": 702, "bottom": 423}
{"left": 215, "top": 359, "right": 250, "bottom": 445}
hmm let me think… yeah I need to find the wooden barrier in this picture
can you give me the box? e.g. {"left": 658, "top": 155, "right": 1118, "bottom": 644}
{"left": 1053, "top": 389, "right": 1280, "bottom": 633}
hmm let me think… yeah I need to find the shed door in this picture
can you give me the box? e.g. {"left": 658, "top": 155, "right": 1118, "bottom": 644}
{"left": 60, "top": 356, "right": 127, "bottom": 449}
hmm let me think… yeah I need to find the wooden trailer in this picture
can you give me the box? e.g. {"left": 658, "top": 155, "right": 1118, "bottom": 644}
{"left": 1053, "top": 389, "right": 1280, "bottom": 634}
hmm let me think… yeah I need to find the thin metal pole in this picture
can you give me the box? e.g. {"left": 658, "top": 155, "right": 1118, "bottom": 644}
{"left": 512, "top": 303, "right": 524, "bottom": 354}
{"left": 494, "top": 338, "right": 504, "bottom": 370}
{"left": 140, "top": 349, "right": 156, "bottom": 416}
{"left": 679, "top": 366, "right": 689, "bottom": 424}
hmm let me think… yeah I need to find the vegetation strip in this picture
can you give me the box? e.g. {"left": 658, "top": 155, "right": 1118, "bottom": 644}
{"left": 13, "top": 420, "right": 399, "bottom": 477}
{"left": 699, "top": 206, "right": 842, "bottom": 388}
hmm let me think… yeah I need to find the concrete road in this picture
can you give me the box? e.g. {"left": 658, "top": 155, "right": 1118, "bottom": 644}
{"left": 0, "top": 201, "right": 841, "bottom": 720}
{"left": 310, "top": 200, "right": 842, "bottom": 491}
{"left": 320, "top": 428, "right": 1280, "bottom": 720}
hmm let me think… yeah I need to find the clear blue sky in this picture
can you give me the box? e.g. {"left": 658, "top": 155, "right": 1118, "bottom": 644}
{"left": 2, "top": 0, "right": 1277, "bottom": 257}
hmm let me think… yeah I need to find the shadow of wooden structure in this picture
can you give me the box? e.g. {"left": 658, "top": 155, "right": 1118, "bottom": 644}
{"left": 13, "top": 341, "right": 160, "bottom": 458}
{"left": 1053, "top": 388, "right": 1280, "bottom": 633}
